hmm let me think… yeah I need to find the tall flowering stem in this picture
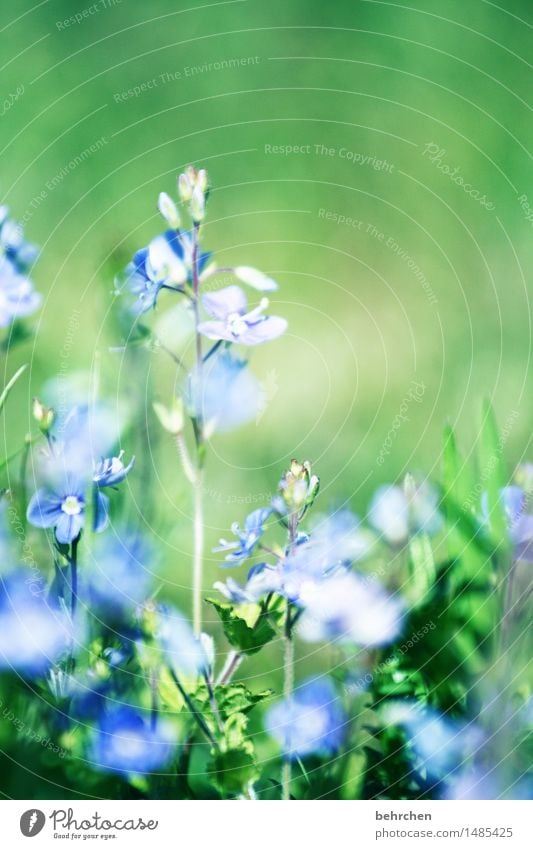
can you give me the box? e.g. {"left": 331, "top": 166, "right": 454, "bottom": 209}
{"left": 191, "top": 220, "right": 205, "bottom": 637}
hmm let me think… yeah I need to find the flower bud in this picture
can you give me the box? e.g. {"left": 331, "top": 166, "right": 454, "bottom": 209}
{"left": 153, "top": 398, "right": 184, "bottom": 435}
{"left": 178, "top": 171, "right": 193, "bottom": 203}
{"left": 158, "top": 192, "right": 181, "bottom": 229}
{"left": 278, "top": 459, "right": 319, "bottom": 513}
{"left": 32, "top": 398, "right": 55, "bottom": 434}
{"left": 189, "top": 185, "right": 206, "bottom": 223}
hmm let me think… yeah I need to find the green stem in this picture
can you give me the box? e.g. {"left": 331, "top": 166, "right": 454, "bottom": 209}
{"left": 192, "top": 470, "right": 204, "bottom": 637}
{"left": 169, "top": 667, "right": 217, "bottom": 748}
{"left": 70, "top": 537, "right": 79, "bottom": 618}
{"left": 282, "top": 604, "right": 294, "bottom": 801}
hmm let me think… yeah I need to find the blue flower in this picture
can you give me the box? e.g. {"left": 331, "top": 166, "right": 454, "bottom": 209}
{"left": 0, "top": 255, "right": 41, "bottom": 327}
{"left": 89, "top": 707, "right": 176, "bottom": 775}
{"left": 0, "top": 206, "right": 39, "bottom": 271}
{"left": 214, "top": 563, "right": 282, "bottom": 604}
{"left": 187, "top": 350, "right": 262, "bottom": 433}
{"left": 198, "top": 285, "right": 287, "bottom": 346}
{"left": 383, "top": 702, "right": 484, "bottom": 782}
{"left": 368, "top": 481, "right": 442, "bottom": 546}
{"left": 0, "top": 571, "right": 73, "bottom": 675}
{"left": 482, "top": 486, "right": 533, "bottom": 562}
{"left": 27, "top": 480, "right": 88, "bottom": 544}
{"left": 120, "top": 230, "right": 211, "bottom": 314}
{"left": 214, "top": 507, "right": 272, "bottom": 563}
{"left": 298, "top": 571, "right": 404, "bottom": 646}
{"left": 83, "top": 532, "right": 155, "bottom": 616}
{"left": 265, "top": 678, "right": 346, "bottom": 759}
{"left": 27, "top": 452, "right": 134, "bottom": 543}
{"left": 93, "top": 451, "right": 135, "bottom": 487}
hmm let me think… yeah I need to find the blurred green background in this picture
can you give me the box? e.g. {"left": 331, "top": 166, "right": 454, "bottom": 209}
{"left": 1, "top": 0, "right": 532, "bottom": 790}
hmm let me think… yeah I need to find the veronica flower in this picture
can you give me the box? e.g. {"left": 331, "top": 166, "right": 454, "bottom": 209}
{"left": 482, "top": 486, "right": 533, "bottom": 562}
{"left": 265, "top": 678, "right": 346, "bottom": 759}
{"left": 198, "top": 285, "right": 286, "bottom": 347}
{"left": 89, "top": 707, "right": 176, "bottom": 775}
{"left": 0, "top": 571, "right": 73, "bottom": 675}
{"left": 368, "top": 481, "right": 442, "bottom": 546}
{"left": 121, "top": 230, "right": 211, "bottom": 314}
{"left": 0, "top": 206, "right": 39, "bottom": 270}
{"left": 93, "top": 451, "right": 135, "bottom": 487}
{"left": 187, "top": 350, "right": 262, "bottom": 433}
{"left": 214, "top": 507, "right": 272, "bottom": 563}
{"left": 27, "top": 477, "right": 90, "bottom": 544}
{"left": 0, "top": 255, "right": 41, "bottom": 327}
{"left": 298, "top": 571, "right": 404, "bottom": 646}
{"left": 214, "top": 563, "right": 282, "bottom": 604}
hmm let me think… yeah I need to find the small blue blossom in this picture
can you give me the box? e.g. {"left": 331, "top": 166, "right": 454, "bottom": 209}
{"left": 0, "top": 571, "right": 73, "bottom": 675}
{"left": 0, "top": 206, "right": 39, "bottom": 270}
{"left": 214, "top": 507, "right": 272, "bottom": 563}
{"left": 89, "top": 707, "right": 176, "bottom": 775}
{"left": 93, "top": 451, "right": 135, "bottom": 487}
{"left": 27, "top": 480, "right": 88, "bottom": 544}
{"left": 368, "top": 481, "right": 442, "bottom": 546}
{"left": 187, "top": 350, "right": 262, "bottom": 433}
{"left": 0, "top": 255, "right": 41, "bottom": 327}
{"left": 214, "top": 563, "right": 282, "bottom": 604}
{"left": 198, "top": 285, "right": 287, "bottom": 346}
{"left": 265, "top": 678, "right": 346, "bottom": 760}
{"left": 482, "top": 486, "right": 533, "bottom": 562}
{"left": 120, "top": 230, "right": 211, "bottom": 314}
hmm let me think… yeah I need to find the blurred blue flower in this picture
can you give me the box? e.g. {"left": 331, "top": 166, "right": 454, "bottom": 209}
{"left": 90, "top": 707, "right": 176, "bottom": 775}
{"left": 187, "top": 350, "right": 262, "bottom": 433}
{"left": 157, "top": 606, "right": 207, "bottom": 678}
{"left": 214, "top": 563, "right": 282, "bottom": 604}
{"left": 214, "top": 507, "right": 273, "bottom": 563}
{"left": 369, "top": 481, "right": 442, "bottom": 546}
{"left": 84, "top": 532, "right": 154, "bottom": 616}
{"left": 383, "top": 702, "right": 484, "bottom": 782}
{"left": 0, "top": 206, "right": 39, "bottom": 270}
{"left": 0, "top": 571, "right": 73, "bottom": 675}
{"left": 482, "top": 486, "right": 533, "bottom": 562}
{"left": 298, "top": 571, "right": 404, "bottom": 646}
{"left": 265, "top": 678, "right": 346, "bottom": 759}
{"left": 198, "top": 285, "right": 287, "bottom": 346}
{"left": 0, "top": 255, "right": 41, "bottom": 327}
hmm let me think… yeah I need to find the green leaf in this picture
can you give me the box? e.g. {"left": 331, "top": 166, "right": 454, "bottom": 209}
{"left": 478, "top": 400, "right": 509, "bottom": 550}
{"left": 206, "top": 598, "right": 277, "bottom": 654}
{"left": 209, "top": 746, "right": 259, "bottom": 795}
{"left": 407, "top": 532, "right": 435, "bottom": 607}
{"left": 0, "top": 364, "right": 27, "bottom": 414}
{"left": 341, "top": 750, "right": 367, "bottom": 800}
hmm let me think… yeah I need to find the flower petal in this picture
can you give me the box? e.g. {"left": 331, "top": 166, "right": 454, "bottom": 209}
{"left": 202, "top": 285, "right": 247, "bottom": 321}
{"left": 26, "top": 489, "right": 63, "bottom": 529}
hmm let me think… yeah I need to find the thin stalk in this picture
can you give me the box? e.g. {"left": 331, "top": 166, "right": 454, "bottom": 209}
{"left": 70, "top": 537, "right": 79, "bottom": 618}
{"left": 190, "top": 221, "right": 205, "bottom": 638}
{"left": 192, "top": 470, "right": 204, "bottom": 637}
{"left": 217, "top": 649, "right": 243, "bottom": 685}
{"left": 204, "top": 672, "right": 224, "bottom": 733}
{"left": 168, "top": 667, "right": 217, "bottom": 748}
{"left": 282, "top": 612, "right": 294, "bottom": 801}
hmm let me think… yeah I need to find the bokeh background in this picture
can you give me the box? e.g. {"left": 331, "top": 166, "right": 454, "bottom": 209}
{"left": 1, "top": 0, "right": 532, "bottom": 795}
